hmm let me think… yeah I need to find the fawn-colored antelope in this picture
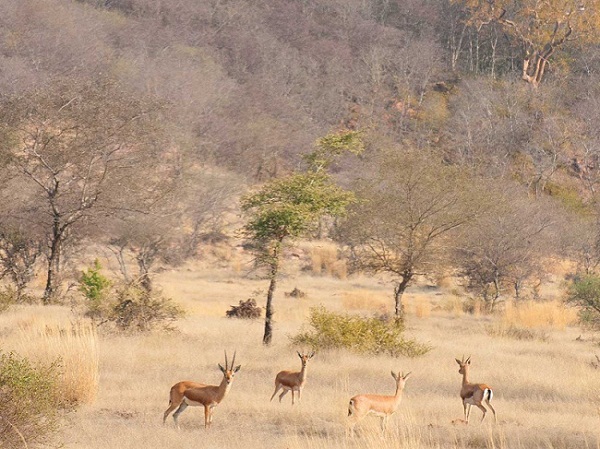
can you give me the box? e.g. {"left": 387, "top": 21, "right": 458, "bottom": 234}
{"left": 348, "top": 371, "right": 411, "bottom": 436}
{"left": 455, "top": 356, "right": 496, "bottom": 424}
{"left": 163, "top": 351, "right": 241, "bottom": 429}
{"left": 270, "top": 351, "right": 315, "bottom": 405}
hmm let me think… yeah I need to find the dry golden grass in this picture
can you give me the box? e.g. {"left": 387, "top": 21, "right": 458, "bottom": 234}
{"left": 1, "top": 306, "right": 99, "bottom": 404}
{"left": 501, "top": 299, "right": 578, "bottom": 330}
{"left": 1, "top": 262, "right": 600, "bottom": 449}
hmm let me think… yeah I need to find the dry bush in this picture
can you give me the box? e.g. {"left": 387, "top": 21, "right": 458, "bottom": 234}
{"left": 226, "top": 298, "right": 262, "bottom": 319}
{"left": 14, "top": 320, "right": 99, "bottom": 405}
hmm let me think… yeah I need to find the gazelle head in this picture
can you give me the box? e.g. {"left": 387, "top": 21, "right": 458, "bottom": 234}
{"left": 455, "top": 355, "right": 471, "bottom": 374}
{"left": 297, "top": 350, "right": 315, "bottom": 367}
{"left": 391, "top": 370, "right": 411, "bottom": 389}
{"left": 218, "top": 350, "right": 241, "bottom": 384}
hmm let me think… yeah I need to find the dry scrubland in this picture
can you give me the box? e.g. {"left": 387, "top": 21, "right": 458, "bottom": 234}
{"left": 1, "top": 250, "right": 600, "bottom": 449}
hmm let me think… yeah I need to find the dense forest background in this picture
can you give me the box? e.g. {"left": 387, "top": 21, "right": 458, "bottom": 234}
{"left": 1, "top": 0, "right": 600, "bottom": 308}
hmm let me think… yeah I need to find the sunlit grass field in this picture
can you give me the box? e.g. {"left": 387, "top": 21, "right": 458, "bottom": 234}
{"left": 1, "top": 257, "right": 599, "bottom": 449}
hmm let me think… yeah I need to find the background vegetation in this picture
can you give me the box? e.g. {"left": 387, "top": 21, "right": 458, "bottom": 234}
{"left": 1, "top": 0, "right": 600, "bottom": 447}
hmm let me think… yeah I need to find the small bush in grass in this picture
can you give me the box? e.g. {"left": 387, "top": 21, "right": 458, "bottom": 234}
{"left": 111, "top": 284, "right": 184, "bottom": 332}
{"left": 79, "top": 261, "right": 184, "bottom": 333}
{"left": 226, "top": 298, "right": 262, "bottom": 319}
{"left": 291, "top": 306, "right": 431, "bottom": 357}
{"left": 0, "top": 351, "right": 64, "bottom": 448}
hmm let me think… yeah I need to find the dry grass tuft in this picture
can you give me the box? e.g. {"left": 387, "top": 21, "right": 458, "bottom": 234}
{"left": 308, "top": 242, "right": 347, "bottom": 279}
{"left": 10, "top": 313, "right": 99, "bottom": 405}
{"left": 341, "top": 290, "right": 388, "bottom": 312}
{"left": 501, "top": 300, "right": 577, "bottom": 330}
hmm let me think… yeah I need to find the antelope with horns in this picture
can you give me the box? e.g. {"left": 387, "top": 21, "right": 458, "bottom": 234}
{"left": 347, "top": 371, "right": 411, "bottom": 437}
{"left": 163, "top": 351, "right": 241, "bottom": 429}
{"left": 455, "top": 355, "right": 496, "bottom": 424}
{"left": 270, "top": 351, "right": 315, "bottom": 405}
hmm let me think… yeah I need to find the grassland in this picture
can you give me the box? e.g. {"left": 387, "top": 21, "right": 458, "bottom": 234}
{"left": 1, "top": 255, "right": 599, "bottom": 449}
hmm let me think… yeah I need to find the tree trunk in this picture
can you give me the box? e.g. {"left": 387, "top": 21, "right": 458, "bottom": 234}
{"left": 393, "top": 275, "right": 411, "bottom": 322}
{"left": 263, "top": 243, "right": 281, "bottom": 345}
{"left": 43, "top": 218, "right": 62, "bottom": 304}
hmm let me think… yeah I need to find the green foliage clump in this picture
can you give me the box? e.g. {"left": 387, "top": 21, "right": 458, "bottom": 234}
{"left": 545, "top": 182, "right": 590, "bottom": 216}
{"left": 566, "top": 275, "right": 600, "bottom": 329}
{"left": 79, "top": 261, "right": 183, "bottom": 332}
{"left": 291, "top": 306, "right": 431, "bottom": 357}
{"left": 0, "top": 351, "right": 63, "bottom": 448}
{"left": 80, "top": 259, "right": 112, "bottom": 320}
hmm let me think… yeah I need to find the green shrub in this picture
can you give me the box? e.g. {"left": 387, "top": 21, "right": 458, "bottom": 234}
{"left": 566, "top": 275, "right": 600, "bottom": 330}
{"left": 0, "top": 351, "right": 64, "bottom": 448}
{"left": 79, "top": 260, "right": 184, "bottom": 333}
{"left": 291, "top": 306, "right": 431, "bottom": 357}
{"left": 79, "top": 260, "right": 112, "bottom": 321}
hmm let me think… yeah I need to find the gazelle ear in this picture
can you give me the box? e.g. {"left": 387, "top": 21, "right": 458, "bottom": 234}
{"left": 309, "top": 351, "right": 315, "bottom": 358}
{"left": 233, "top": 365, "right": 241, "bottom": 373}
{"left": 455, "top": 358, "right": 462, "bottom": 365}
{"left": 218, "top": 364, "right": 226, "bottom": 373}
{"left": 297, "top": 351, "right": 302, "bottom": 358}
{"left": 391, "top": 371, "right": 398, "bottom": 380}
{"left": 403, "top": 372, "right": 412, "bottom": 380}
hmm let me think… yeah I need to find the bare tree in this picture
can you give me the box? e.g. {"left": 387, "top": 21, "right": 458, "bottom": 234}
{"left": 0, "top": 78, "right": 166, "bottom": 302}
{"left": 454, "top": 187, "right": 555, "bottom": 309}
{"left": 339, "top": 148, "right": 485, "bottom": 320}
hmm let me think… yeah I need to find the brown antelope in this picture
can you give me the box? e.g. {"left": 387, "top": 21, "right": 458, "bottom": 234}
{"left": 270, "top": 351, "right": 315, "bottom": 405}
{"left": 455, "top": 356, "right": 496, "bottom": 424}
{"left": 163, "top": 351, "right": 241, "bottom": 429}
{"left": 347, "top": 371, "right": 411, "bottom": 437}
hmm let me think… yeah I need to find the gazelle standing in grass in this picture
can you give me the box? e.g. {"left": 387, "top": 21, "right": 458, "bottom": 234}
{"left": 347, "top": 370, "right": 411, "bottom": 437}
{"left": 163, "top": 351, "right": 241, "bottom": 429}
{"left": 270, "top": 351, "right": 315, "bottom": 405}
{"left": 455, "top": 355, "right": 496, "bottom": 424}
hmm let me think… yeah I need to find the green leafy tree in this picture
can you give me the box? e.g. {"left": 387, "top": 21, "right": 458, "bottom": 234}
{"left": 241, "top": 130, "right": 361, "bottom": 345}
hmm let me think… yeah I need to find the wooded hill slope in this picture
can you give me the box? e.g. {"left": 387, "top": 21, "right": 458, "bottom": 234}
{"left": 1, "top": 0, "right": 600, "bottom": 305}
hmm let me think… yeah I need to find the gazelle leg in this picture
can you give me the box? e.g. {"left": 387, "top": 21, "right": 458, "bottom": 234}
{"left": 279, "top": 388, "right": 289, "bottom": 402}
{"left": 204, "top": 405, "right": 211, "bottom": 428}
{"left": 476, "top": 403, "right": 487, "bottom": 423}
{"left": 270, "top": 383, "right": 282, "bottom": 402}
{"left": 485, "top": 400, "right": 497, "bottom": 423}
{"left": 291, "top": 389, "right": 296, "bottom": 405}
{"left": 466, "top": 404, "right": 473, "bottom": 423}
{"left": 463, "top": 401, "right": 469, "bottom": 422}
{"left": 380, "top": 415, "right": 388, "bottom": 435}
{"left": 172, "top": 402, "right": 188, "bottom": 428}
{"left": 297, "top": 387, "right": 302, "bottom": 402}
{"left": 163, "top": 401, "right": 180, "bottom": 425}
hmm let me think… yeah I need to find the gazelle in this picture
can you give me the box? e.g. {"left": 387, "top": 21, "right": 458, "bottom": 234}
{"left": 347, "top": 371, "right": 411, "bottom": 437}
{"left": 270, "top": 351, "right": 315, "bottom": 405}
{"left": 455, "top": 355, "right": 496, "bottom": 424}
{"left": 163, "top": 351, "right": 241, "bottom": 429}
